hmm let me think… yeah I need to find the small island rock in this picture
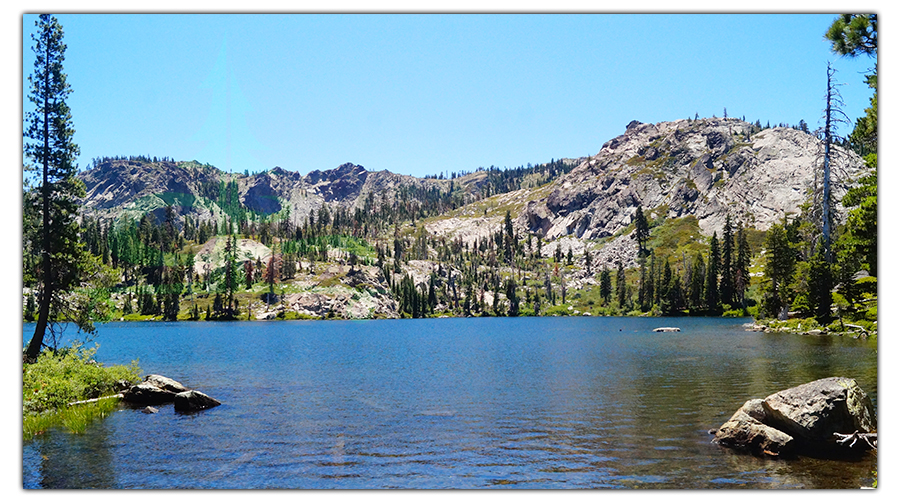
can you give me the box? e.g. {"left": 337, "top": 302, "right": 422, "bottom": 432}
{"left": 174, "top": 390, "right": 222, "bottom": 412}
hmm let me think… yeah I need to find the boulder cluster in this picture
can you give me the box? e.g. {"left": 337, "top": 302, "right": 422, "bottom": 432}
{"left": 122, "top": 374, "right": 221, "bottom": 413}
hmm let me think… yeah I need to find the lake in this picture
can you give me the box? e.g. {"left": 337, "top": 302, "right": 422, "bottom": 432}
{"left": 22, "top": 317, "right": 877, "bottom": 489}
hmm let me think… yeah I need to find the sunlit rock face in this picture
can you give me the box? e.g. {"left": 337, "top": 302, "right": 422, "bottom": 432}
{"left": 519, "top": 117, "right": 864, "bottom": 253}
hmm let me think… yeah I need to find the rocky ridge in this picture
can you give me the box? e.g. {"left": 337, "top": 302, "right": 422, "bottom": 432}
{"left": 79, "top": 160, "right": 464, "bottom": 228}
{"left": 518, "top": 117, "right": 864, "bottom": 245}
{"left": 77, "top": 118, "right": 866, "bottom": 274}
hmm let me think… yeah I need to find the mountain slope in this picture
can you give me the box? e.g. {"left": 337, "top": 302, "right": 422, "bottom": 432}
{"left": 77, "top": 117, "right": 865, "bottom": 272}
{"left": 518, "top": 117, "right": 863, "bottom": 244}
{"left": 79, "top": 160, "right": 459, "bottom": 225}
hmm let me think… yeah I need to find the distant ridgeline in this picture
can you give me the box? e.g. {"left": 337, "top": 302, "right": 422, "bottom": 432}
{"left": 59, "top": 117, "right": 872, "bottom": 322}
{"left": 78, "top": 155, "right": 581, "bottom": 234}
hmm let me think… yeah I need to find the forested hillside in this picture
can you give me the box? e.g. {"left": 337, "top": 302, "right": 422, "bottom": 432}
{"left": 22, "top": 114, "right": 875, "bottom": 335}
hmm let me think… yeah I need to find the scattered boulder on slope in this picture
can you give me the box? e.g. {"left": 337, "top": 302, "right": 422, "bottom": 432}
{"left": 712, "top": 377, "right": 876, "bottom": 458}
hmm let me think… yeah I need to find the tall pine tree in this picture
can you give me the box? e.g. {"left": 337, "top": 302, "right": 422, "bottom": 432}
{"left": 735, "top": 225, "right": 751, "bottom": 311}
{"left": 24, "top": 15, "right": 88, "bottom": 361}
{"left": 719, "top": 215, "right": 735, "bottom": 307}
{"left": 705, "top": 232, "right": 720, "bottom": 313}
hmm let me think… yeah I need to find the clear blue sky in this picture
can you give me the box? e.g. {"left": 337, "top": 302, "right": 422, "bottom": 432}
{"left": 22, "top": 13, "right": 876, "bottom": 178}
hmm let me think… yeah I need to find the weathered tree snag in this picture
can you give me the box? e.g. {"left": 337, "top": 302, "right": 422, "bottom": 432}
{"left": 834, "top": 431, "right": 877, "bottom": 450}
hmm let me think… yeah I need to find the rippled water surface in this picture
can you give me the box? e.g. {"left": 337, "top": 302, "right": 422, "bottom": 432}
{"left": 23, "top": 317, "right": 877, "bottom": 489}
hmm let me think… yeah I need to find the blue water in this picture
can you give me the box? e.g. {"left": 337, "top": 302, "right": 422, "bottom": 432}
{"left": 22, "top": 317, "right": 878, "bottom": 489}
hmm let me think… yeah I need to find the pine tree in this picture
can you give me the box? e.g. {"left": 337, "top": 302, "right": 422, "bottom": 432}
{"left": 222, "top": 231, "right": 239, "bottom": 318}
{"left": 763, "top": 220, "right": 796, "bottom": 319}
{"left": 506, "top": 278, "right": 519, "bottom": 317}
{"left": 616, "top": 261, "right": 626, "bottom": 307}
{"left": 503, "top": 210, "right": 514, "bottom": 264}
{"left": 689, "top": 254, "right": 705, "bottom": 311}
{"left": 720, "top": 215, "right": 735, "bottom": 306}
{"left": 24, "top": 15, "right": 88, "bottom": 361}
{"left": 634, "top": 206, "right": 650, "bottom": 256}
{"left": 660, "top": 259, "right": 673, "bottom": 306}
{"left": 664, "top": 274, "right": 686, "bottom": 315}
{"left": 427, "top": 273, "right": 437, "bottom": 314}
{"left": 638, "top": 260, "right": 648, "bottom": 312}
{"left": 705, "top": 232, "right": 721, "bottom": 312}
{"left": 819, "top": 62, "right": 846, "bottom": 261}
{"left": 599, "top": 266, "right": 611, "bottom": 305}
{"left": 808, "top": 238, "right": 833, "bottom": 325}
{"left": 735, "top": 225, "right": 751, "bottom": 311}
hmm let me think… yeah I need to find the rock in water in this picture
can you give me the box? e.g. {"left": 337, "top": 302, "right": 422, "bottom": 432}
{"left": 144, "top": 374, "right": 189, "bottom": 393}
{"left": 713, "top": 399, "right": 795, "bottom": 457}
{"left": 713, "top": 377, "right": 876, "bottom": 458}
{"left": 122, "top": 374, "right": 191, "bottom": 405}
{"left": 762, "top": 377, "right": 876, "bottom": 451}
{"left": 174, "top": 390, "right": 222, "bottom": 412}
{"left": 122, "top": 382, "right": 178, "bottom": 405}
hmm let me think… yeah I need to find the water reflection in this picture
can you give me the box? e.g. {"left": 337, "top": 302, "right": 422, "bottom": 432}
{"left": 31, "top": 412, "right": 117, "bottom": 488}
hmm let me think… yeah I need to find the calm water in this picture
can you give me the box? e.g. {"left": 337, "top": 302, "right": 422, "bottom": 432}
{"left": 22, "top": 317, "right": 878, "bottom": 489}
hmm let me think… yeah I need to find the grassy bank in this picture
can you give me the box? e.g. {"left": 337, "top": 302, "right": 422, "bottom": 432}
{"left": 23, "top": 344, "right": 142, "bottom": 440}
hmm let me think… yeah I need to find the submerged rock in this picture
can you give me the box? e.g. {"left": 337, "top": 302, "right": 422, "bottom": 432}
{"left": 713, "top": 377, "right": 876, "bottom": 458}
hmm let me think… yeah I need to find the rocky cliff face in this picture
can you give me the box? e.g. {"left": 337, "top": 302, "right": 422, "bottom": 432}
{"left": 78, "top": 160, "right": 457, "bottom": 226}
{"left": 518, "top": 117, "right": 864, "bottom": 242}
{"left": 80, "top": 160, "right": 221, "bottom": 219}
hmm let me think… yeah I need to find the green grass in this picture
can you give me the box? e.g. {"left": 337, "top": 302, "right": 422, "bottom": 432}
{"left": 23, "top": 345, "right": 140, "bottom": 410}
{"left": 59, "top": 397, "right": 122, "bottom": 435}
{"left": 23, "top": 345, "right": 141, "bottom": 439}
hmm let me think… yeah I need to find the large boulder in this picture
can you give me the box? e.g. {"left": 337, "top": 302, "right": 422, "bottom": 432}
{"left": 713, "top": 377, "right": 875, "bottom": 458}
{"left": 762, "top": 377, "right": 876, "bottom": 452}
